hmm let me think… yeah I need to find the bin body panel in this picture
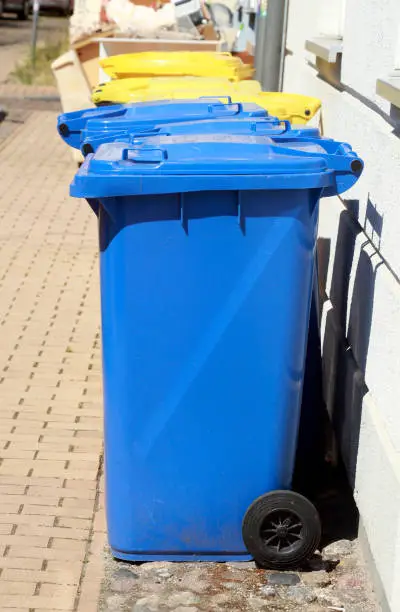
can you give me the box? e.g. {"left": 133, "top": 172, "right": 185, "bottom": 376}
{"left": 100, "top": 188, "right": 318, "bottom": 560}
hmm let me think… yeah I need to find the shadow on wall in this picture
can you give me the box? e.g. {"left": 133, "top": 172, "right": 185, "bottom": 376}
{"left": 298, "top": 199, "right": 384, "bottom": 547}
{"left": 318, "top": 200, "right": 383, "bottom": 490}
{"left": 390, "top": 105, "right": 400, "bottom": 136}
{"left": 293, "top": 273, "right": 327, "bottom": 497}
{"left": 364, "top": 195, "right": 384, "bottom": 252}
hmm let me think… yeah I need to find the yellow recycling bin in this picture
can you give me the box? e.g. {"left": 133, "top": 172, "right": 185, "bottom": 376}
{"left": 139, "top": 91, "right": 321, "bottom": 123}
{"left": 100, "top": 52, "right": 254, "bottom": 82}
{"left": 140, "top": 91, "right": 320, "bottom": 124}
{"left": 92, "top": 77, "right": 262, "bottom": 106}
{"left": 92, "top": 82, "right": 321, "bottom": 124}
{"left": 144, "top": 91, "right": 321, "bottom": 124}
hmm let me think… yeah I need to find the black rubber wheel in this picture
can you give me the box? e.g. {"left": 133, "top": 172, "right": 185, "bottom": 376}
{"left": 242, "top": 490, "right": 321, "bottom": 570}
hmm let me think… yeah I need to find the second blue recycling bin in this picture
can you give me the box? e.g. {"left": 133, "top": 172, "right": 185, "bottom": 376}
{"left": 69, "top": 127, "right": 363, "bottom": 568}
{"left": 79, "top": 118, "right": 323, "bottom": 156}
{"left": 57, "top": 98, "right": 274, "bottom": 150}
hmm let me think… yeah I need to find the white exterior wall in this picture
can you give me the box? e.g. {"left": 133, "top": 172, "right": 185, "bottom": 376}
{"left": 283, "top": 1, "right": 400, "bottom": 610}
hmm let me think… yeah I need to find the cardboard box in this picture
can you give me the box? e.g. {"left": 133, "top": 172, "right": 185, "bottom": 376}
{"left": 72, "top": 28, "right": 116, "bottom": 89}
{"left": 198, "top": 22, "right": 219, "bottom": 41}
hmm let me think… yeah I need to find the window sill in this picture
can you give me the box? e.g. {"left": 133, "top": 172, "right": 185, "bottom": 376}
{"left": 376, "top": 75, "right": 400, "bottom": 109}
{"left": 305, "top": 37, "right": 343, "bottom": 63}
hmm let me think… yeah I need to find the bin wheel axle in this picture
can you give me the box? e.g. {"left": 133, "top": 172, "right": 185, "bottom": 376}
{"left": 242, "top": 490, "right": 321, "bottom": 570}
{"left": 82, "top": 144, "right": 94, "bottom": 157}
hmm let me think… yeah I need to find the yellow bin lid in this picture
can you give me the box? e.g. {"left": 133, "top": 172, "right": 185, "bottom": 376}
{"left": 100, "top": 52, "right": 254, "bottom": 81}
{"left": 92, "top": 77, "right": 262, "bottom": 105}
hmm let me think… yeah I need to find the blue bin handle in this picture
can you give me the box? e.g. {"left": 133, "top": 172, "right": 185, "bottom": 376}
{"left": 250, "top": 119, "right": 290, "bottom": 135}
{"left": 197, "top": 96, "right": 246, "bottom": 116}
{"left": 122, "top": 147, "right": 167, "bottom": 163}
{"left": 209, "top": 102, "right": 245, "bottom": 116}
{"left": 270, "top": 141, "right": 363, "bottom": 195}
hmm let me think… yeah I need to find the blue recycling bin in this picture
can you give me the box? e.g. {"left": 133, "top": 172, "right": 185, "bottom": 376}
{"left": 69, "top": 131, "right": 363, "bottom": 569}
{"left": 57, "top": 98, "right": 273, "bottom": 151}
{"left": 79, "top": 117, "right": 323, "bottom": 156}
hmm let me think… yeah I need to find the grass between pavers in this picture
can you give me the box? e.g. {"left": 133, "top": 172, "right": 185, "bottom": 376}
{"left": 9, "top": 36, "right": 69, "bottom": 86}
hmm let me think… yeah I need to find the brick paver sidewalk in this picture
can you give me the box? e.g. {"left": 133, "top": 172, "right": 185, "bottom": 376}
{"left": 0, "top": 111, "right": 106, "bottom": 611}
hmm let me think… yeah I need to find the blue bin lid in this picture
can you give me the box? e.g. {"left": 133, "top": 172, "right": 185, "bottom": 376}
{"left": 129, "top": 119, "right": 321, "bottom": 139}
{"left": 58, "top": 99, "right": 270, "bottom": 150}
{"left": 71, "top": 133, "right": 363, "bottom": 200}
{"left": 80, "top": 118, "right": 322, "bottom": 155}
